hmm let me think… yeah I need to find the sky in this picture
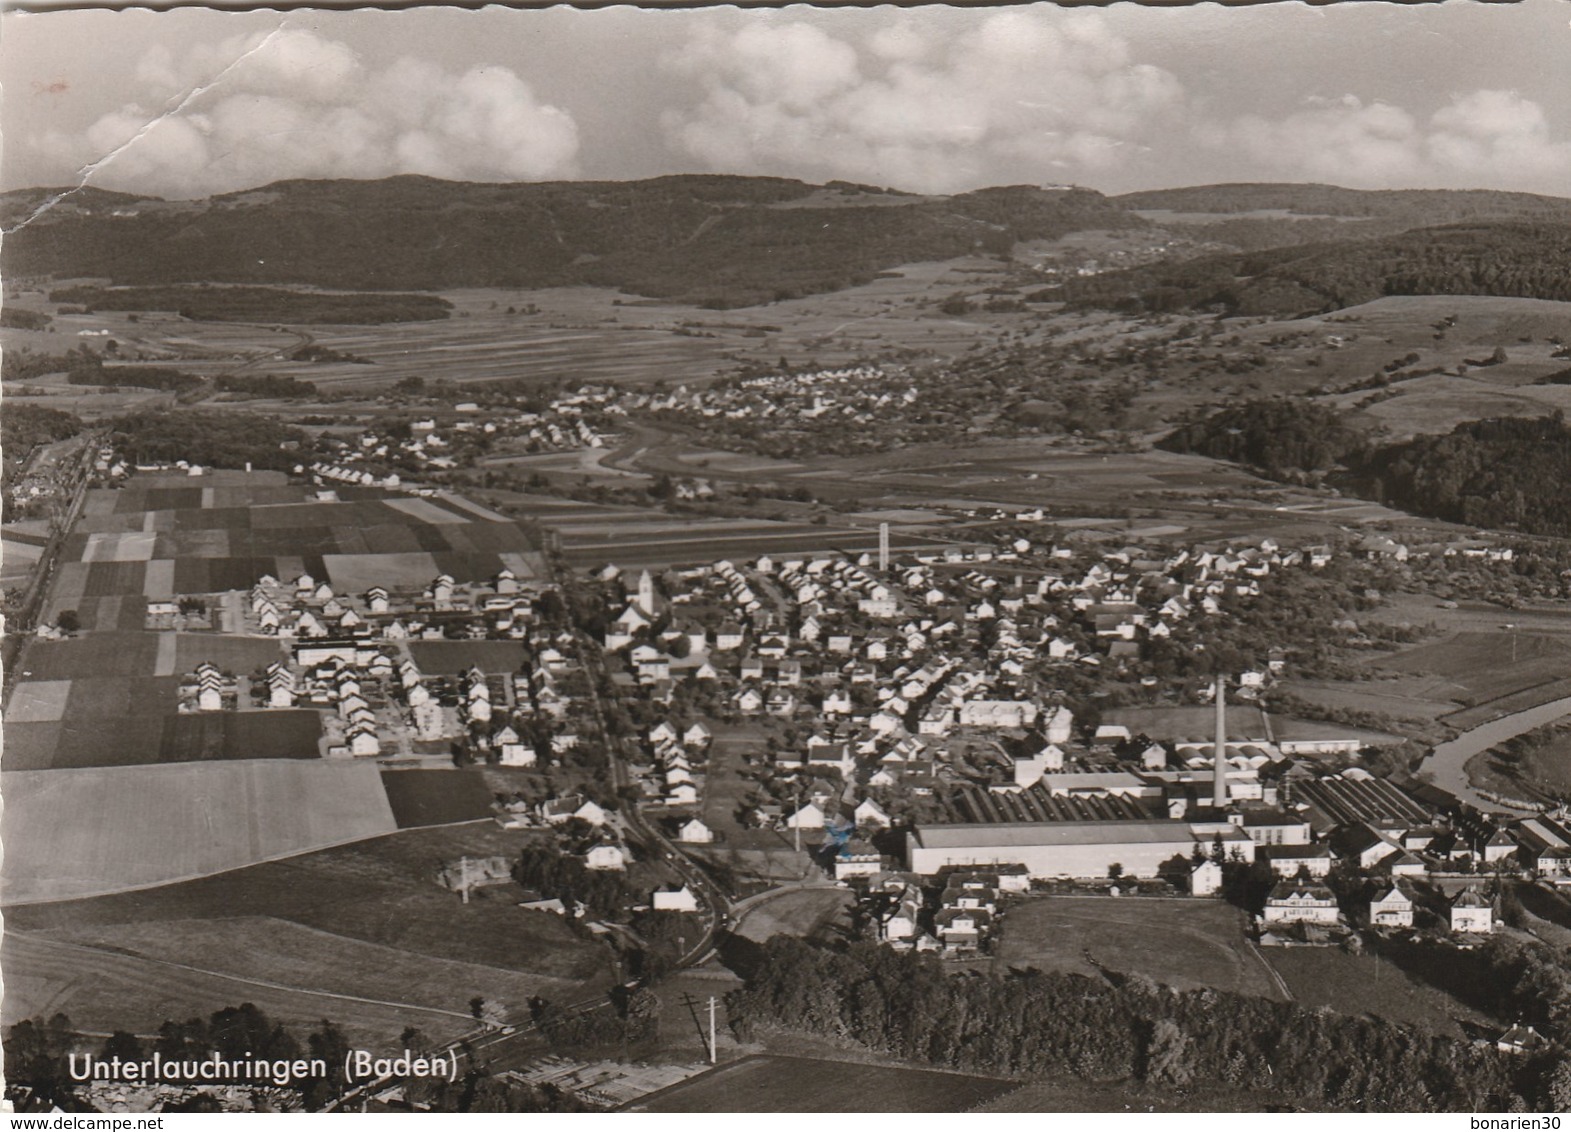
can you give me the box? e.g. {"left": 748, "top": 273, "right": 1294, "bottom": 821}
{"left": 3, "top": 1, "right": 1569, "bottom": 200}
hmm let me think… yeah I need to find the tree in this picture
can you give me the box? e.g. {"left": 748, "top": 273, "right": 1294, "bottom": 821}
{"left": 302, "top": 1021, "right": 350, "bottom": 1110}
{"left": 56, "top": 609, "right": 80, "bottom": 634}
{"left": 100, "top": 1031, "right": 145, "bottom": 1062}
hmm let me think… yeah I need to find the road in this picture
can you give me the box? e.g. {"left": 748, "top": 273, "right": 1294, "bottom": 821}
{"left": 2, "top": 430, "right": 101, "bottom": 693}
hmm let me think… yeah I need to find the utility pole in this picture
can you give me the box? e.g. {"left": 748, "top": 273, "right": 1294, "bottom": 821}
{"left": 708, "top": 996, "right": 718, "bottom": 1064}
{"left": 459, "top": 856, "right": 471, "bottom": 905}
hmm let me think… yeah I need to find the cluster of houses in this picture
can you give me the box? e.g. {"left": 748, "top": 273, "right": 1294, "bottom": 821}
{"left": 1260, "top": 879, "right": 1496, "bottom": 939}
{"left": 311, "top": 390, "right": 612, "bottom": 482}
{"left": 596, "top": 535, "right": 1352, "bottom": 831}
{"left": 864, "top": 868, "right": 1029, "bottom": 954}
{"left": 181, "top": 661, "right": 233, "bottom": 713}
{"left": 631, "top": 718, "right": 713, "bottom": 807}
{"left": 628, "top": 366, "right": 916, "bottom": 428}
{"left": 245, "top": 569, "right": 534, "bottom": 642}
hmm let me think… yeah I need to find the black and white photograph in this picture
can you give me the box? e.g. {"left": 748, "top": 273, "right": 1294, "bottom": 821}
{"left": 2, "top": 0, "right": 1571, "bottom": 1116}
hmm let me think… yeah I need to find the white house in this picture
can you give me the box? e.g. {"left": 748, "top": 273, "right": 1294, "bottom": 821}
{"left": 1450, "top": 887, "right": 1494, "bottom": 934}
{"left": 677, "top": 817, "right": 715, "bottom": 844}
{"left": 1262, "top": 881, "right": 1339, "bottom": 925}
{"left": 584, "top": 844, "right": 628, "bottom": 871}
{"left": 652, "top": 885, "right": 700, "bottom": 913}
{"left": 786, "top": 802, "right": 826, "bottom": 830}
{"left": 1369, "top": 886, "right": 1414, "bottom": 928}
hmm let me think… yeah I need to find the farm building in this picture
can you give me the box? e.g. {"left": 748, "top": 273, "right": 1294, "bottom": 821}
{"left": 905, "top": 819, "right": 1199, "bottom": 879}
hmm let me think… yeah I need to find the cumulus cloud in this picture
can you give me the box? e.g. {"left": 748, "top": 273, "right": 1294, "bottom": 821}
{"left": 41, "top": 28, "right": 579, "bottom": 198}
{"left": 1204, "top": 89, "right": 1571, "bottom": 190}
{"left": 660, "top": 10, "right": 1183, "bottom": 193}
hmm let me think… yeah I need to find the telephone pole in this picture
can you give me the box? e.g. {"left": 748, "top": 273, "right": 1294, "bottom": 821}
{"left": 708, "top": 996, "right": 718, "bottom": 1064}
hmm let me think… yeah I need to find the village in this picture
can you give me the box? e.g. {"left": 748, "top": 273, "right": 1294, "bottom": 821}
{"left": 582, "top": 523, "right": 1571, "bottom": 978}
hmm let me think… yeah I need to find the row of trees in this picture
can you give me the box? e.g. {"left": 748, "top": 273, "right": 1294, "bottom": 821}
{"left": 725, "top": 936, "right": 1568, "bottom": 1111}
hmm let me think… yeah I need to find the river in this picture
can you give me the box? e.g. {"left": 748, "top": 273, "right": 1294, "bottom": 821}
{"left": 1418, "top": 695, "right": 1571, "bottom": 813}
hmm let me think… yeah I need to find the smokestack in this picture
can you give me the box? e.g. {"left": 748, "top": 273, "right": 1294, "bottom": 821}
{"left": 879, "top": 522, "right": 890, "bottom": 572}
{"left": 1213, "top": 678, "right": 1229, "bottom": 808}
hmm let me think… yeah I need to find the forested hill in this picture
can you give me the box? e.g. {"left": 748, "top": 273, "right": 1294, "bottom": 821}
{"left": 1114, "top": 183, "right": 1571, "bottom": 223}
{"left": 1053, "top": 221, "right": 1571, "bottom": 316}
{"left": 1157, "top": 400, "right": 1361, "bottom": 474}
{"left": 1341, "top": 414, "right": 1571, "bottom": 538}
{"left": 0, "top": 175, "right": 1137, "bottom": 308}
{"left": 1161, "top": 399, "right": 1571, "bottom": 539}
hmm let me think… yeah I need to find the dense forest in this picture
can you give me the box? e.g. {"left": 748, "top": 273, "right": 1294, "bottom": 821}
{"left": 725, "top": 936, "right": 1565, "bottom": 1112}
{"left": 1055, "top": 222, "right": 1571, "bottom": 316}
{"left": 105, "top": 410, "right": 311, "bottom": 471}
{"left": 1341, "top": 414, "right": 1571, "bottom": 537}
{"left": 48, "top": 284, "right": 452, "bottom": 325}
{"left": 1157, "top": 399, "right": 1361, "bottom": 474}
{"left": 4, "top": 175, "right": 1138, "bottom": 308}
{"left": 1160, "top": 399, "right": 1571, "bottom": 539}
{"left": 2, "top": 404, "right": 82, "bottom": 457}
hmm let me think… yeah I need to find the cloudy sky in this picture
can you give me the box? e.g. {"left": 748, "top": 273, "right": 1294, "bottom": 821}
{"left": 4, "top": 1, "right": 1569, "bottom": 200}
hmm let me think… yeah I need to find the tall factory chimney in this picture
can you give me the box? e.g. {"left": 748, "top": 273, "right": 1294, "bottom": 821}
{"left": 878, "top": 522, "right": 890, "bottom": 572}
{"left": 1213, "top": 677, "right": 1229, "bottom": 809}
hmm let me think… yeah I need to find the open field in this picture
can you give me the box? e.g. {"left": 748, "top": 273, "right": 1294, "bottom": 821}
{"left": 1372, "top": 631, "right": 1571, "bottom": 709}
{"left": 991, "top": 897, "right": 1282, "bottom": 1000}
{"left": 4, "top": 823, "right": 605, "bottom": 978}
{"left": 1279, "top": 678, "right": 1465, "bottom": 723}
{"left": 1261, "top": 947, "right": 1493, "bottom": 1038}
{"left": 734, "top": 888, "right": 855, "bottom": 945}
{"left": 406, "top": 639, "right": 527, "bottom": 674}
{"left": 979, "top": 1079, "right": 1299, "bottom": 1113}
{"left": 1, "top": 760, "right": 397, "bottom": 902}
{"left": 22, "top": 913, "right": 581, "bottom": 1025}
{"left": 629, "top": 1054, "right": 1017, "bottom": 1113}
{"left": 46, "top": 269, "right": 1047, "bottom": 398}
{"left": 0, "top": 930, "right": 476, "bottom": 1050}
{"left": 380, "top": 770, "right": 497, "bottom": 828}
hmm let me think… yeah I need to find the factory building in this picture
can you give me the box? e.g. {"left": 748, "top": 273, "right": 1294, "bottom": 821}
{"left": 906, "top": 819, "right": 1201, "bottom": 879}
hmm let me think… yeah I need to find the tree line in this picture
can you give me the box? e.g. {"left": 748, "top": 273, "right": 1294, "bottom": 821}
{"left": 725, "top": 936, "right": 1569, "bottom": 1112}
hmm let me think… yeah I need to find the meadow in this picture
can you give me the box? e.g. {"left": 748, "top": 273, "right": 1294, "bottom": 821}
{"left": 0, "top": 760, "right": 398, "bottom": 902}
{"left": 990, "top": 897, "right": 1282, "bottom": 1000}
{"left": 629, "top": 1054, "right": 1017, "bottom": 1113}
{"left": 1261, "top": 947, "right": 1493, "bottom": 1038}
{"left": 3, "top": 823, "right": 612, "bottom": 1042}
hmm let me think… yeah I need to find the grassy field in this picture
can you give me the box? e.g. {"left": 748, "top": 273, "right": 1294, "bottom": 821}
{"left": 1261, "top": 946, "right": 1492, "bottom": 1037}
{"left": 405, "top": 639, "right": 527, "bottom": 674}
{"left": 1464, "top": 723, "right": 1571, "bottom": 803}
{"left": 1373, "top": 631, "right": 1571, "bottom": 711}
{"left": 991, "top": 898, "right": 1282, "bottom": 1000}
{"left": 979, "top": 1078, "right": 1299, "bottom": 1113}
{"left": 733, "top": 888, "right": 855, "bottom": 945}
{"left": 629, "top": 1054, "right": 1017, "bottom": 1113}
{"left": 4, "top": 823, "right": 611, "bottom": 1043}
{"left": 5, "top": 823, "right": 601, "bottom": 975}
{"left": 21, "top": 914, "right": 581, "bottom": 1025}
{"left": 381, "top": 770, "right": 497, "bottom": 828}
{"left": 1, "top": 760, "right": 397, "bottom": 901}
{"left": 0, "top": 930, "right": 475, "bottom": 1050}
